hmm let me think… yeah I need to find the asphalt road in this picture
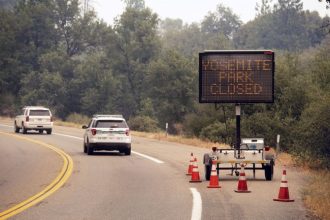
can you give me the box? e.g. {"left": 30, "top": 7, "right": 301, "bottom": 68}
{"left": 0, "top": 120, "right": 313, "bottom": 220}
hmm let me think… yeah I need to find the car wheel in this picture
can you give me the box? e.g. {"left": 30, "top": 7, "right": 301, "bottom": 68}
{"left": 87, "top": 140, "right": 93, "bottom": 155}
{"left": 14, "top": 122, "right": 19, "bottom": 133}
{"left": 87, "top": 145, "right": 94, "bottom": 155}
{"left": 124, "top": 144, "right": 131, "bottom": 155}
{"left": 46, "top": 129, "right": 52, "bottom": 135}
{"left": 125, "top": 148, "right": 131, "bottom": 156}
{"left": 22, "top": 123, "right": 27, "bottom": 134}
{"left": 83, "top": 142, "right": 87, "bottom": 153}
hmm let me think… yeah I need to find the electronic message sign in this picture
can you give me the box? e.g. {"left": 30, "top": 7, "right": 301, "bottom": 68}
{"left": 199, "top": 50, "right": 274, "bottom": 103}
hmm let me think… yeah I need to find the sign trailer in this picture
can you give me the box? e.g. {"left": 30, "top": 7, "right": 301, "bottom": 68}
{"left": 199, "top": 51, "right": 276, "bottom": 180}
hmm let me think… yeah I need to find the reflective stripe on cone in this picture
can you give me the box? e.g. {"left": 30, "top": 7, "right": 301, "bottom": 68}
{"left": 190, "top": 158, "right": 202, "bottom": 183}
{"left": 274, "top": 167, "right": 294, "bottom": 202}
{"left": 234, "top": 164, "right": 251, "bottom": 193}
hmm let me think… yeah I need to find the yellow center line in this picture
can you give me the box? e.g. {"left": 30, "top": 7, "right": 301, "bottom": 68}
{"left": 0, "top": 131, "right": 73, "bottom": 220}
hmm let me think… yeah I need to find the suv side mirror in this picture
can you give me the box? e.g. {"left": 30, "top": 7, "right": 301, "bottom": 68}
{"left": 82, "top": 125, "right": 88, "bottom": 129}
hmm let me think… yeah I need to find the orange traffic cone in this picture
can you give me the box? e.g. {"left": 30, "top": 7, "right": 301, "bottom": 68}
{"left": 189, "top": 157, "right": 202, "bottom": 183}
{"left": 273, "top": 166, "right": 294, "bottom": 202}
{"left": 234, "top": 164, "right": 251, "bottom": 193}
{"left": 186, "top": 153, "right": 194, "bottom": 175}
{"left": 207, "top": 160, "right": 221, "bottom": 188}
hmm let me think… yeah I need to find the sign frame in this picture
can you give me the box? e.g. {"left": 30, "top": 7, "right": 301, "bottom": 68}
{"left": 199, "top": 50, "right": 275, "bottom": 104}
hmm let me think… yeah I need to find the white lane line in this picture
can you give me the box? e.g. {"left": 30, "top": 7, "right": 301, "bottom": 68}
{"left": 131, "top": 151, "right": 164, "bottom": 164}
{"left": 53, "top": 132, "right": 165, "bottom": 164}
{"left": 190, "top": 188, "right": 202, "bottom": 220}
{"left": 53, "top": 132, "right": 83, "bottom": 140}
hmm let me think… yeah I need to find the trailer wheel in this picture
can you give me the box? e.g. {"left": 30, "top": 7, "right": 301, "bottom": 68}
{"left": 205, "top": 165, "right": 211, "bottom": 181}
{"left": 264, "top": 164, "right": 273, "bottom": 181}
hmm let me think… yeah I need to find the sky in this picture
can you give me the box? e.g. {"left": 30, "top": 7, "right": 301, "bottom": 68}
{"left": 90, "top": 0, "right": 330, "bottom": 25}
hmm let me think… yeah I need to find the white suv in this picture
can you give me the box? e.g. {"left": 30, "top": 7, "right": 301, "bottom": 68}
{"left": 82, "top": 115, "right": 132, "bottom": 155}
{"left": 14, "top": 106, "right": 53, "bottom": 134}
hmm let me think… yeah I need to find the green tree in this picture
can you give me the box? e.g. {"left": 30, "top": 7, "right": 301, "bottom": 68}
{"left": 200, "top": 120, "right": 235, "bottom": 144}
{"left": 274, "top": 52, "right": 310, "bottom": 120}
{"left": 309, "top": 36, "right": 330, "bottom": 91}
{"left": 288, "top": 33, "right": 330, "bottom": 168}
{"left": 54, "top": 0, "right": 107, "bottom": 57}
{"left": 146, "top": 50, "right": 195, "bottom": 132}
{"left": 160, "top": 22, "right": 205, "bottom": 58}
{"left": 183, "top": 104, "right": 235, "bottom": 143}
{"left": 0, "top": 9, "right": 20, "bottom": 95}
{"left": 20, "top": 70, "right": 66, "bottom": 116}
{"left": 14, "top": 0, "right": 59, "bottom": 65}
{"left": 235, "top": 0, "right": 327, "bottom": 50}
{"left": 159, "top": 18, "right": 183, "bottom": 34}
{"left": 0, "top": 0, "right": 59, "bottom": 108}
{"left": 255, "top": 0, "right": 273, "bottom": 16}
{"left": 128, "top": 115, "right": 159, "bottom": 132}
{"left": 201, "top": 4, "right": 242, "bottom": 39}
{"left": 293, "top": 95, "right": 330, "bottom": 168}
{"left": 0, "top": 0, "right": 19, "bottom": 10}
{"left": 110, "top": 2, "right": 160, "bottom": 116}
{"left": 69, "top": 53, "right": 118, "bottom": 117}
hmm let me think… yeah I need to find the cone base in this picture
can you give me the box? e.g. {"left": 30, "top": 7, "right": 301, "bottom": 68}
{"left": 207, "top": 185, "right": 221, "bottom": 188}
{"left": 234, "top": 190, "right": 251, "bottom": 193}
{"left": 189, "top": 180, "right": 202, "bottom": 183}
{"left": 273, "top": 198, "right": 294, "bottom": 202}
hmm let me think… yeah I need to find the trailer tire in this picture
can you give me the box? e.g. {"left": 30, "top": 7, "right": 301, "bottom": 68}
{"left": 264, "top": 164, "right": 273, "bottom": 181}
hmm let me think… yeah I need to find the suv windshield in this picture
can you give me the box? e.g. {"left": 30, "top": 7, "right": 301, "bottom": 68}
{"left": 95, "top": 120, "right": 128, "bottom": 128}
{"left": 29, "top": 110, "right": 50, "bottom": 116}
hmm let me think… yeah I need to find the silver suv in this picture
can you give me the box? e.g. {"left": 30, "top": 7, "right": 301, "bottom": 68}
{"left": 82, "top": 115, "right": 131, "bottom": 155}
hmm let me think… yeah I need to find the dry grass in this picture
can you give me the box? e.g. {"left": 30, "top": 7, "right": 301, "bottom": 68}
{"left": 131, "top": 130, "right": 229, "bottom": 149}
{"left": 303, "top": 171, "right": 330, "bottom": 220}
{"left": 54, "top": 120, "right": 82, "bottom": 128}
{"left": 274, "top": 151, "right": 326, "bottom": 218}
{"left": 276, "top": 152, "right": 295, "bottom": 166}
{"left": 0, "top": 116, "right": 13, "bottom": 123}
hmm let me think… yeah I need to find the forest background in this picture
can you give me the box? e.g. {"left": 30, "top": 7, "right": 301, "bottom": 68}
{"left": 0, "top": 0, "right": 329, "bottom": 169}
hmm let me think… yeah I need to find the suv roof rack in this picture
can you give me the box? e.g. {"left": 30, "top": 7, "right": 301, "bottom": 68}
{"left": 23, "top": 106, "right": 46, "bottom": 108}
{"left": 93, "top": 114, "right": 124, "bottom": 119}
